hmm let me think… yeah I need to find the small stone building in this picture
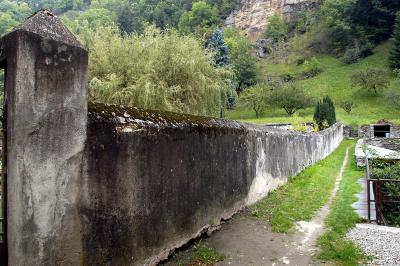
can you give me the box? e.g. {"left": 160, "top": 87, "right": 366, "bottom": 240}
{"left": 358, "top": 119, "right": 400, "bottom": 138}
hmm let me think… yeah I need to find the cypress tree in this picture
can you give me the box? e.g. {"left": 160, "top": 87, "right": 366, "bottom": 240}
{"left": 207, "top": 28, "right": 230, "bottom": 67}
{"left": 323, "top": 96, "right": 336, "bottom": 126}
{"left": 390, "top": 12, "right": 400, "bottom": 70}
{"left": 314, "top": 96, "right": 336, "bottom": 130}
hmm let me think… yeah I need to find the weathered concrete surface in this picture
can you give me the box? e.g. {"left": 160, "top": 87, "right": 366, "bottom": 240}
{"left": 1, "top": 10, "right": 88, "bottom": 265}
{"left": 82, "top": 102, "right": 343, "bottom": 265}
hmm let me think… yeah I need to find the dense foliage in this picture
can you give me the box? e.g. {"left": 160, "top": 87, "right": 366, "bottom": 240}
{"left": 320, "top": 0, "right": 400, "bottom": 53}
{"left": 0, "top": 0, "right": 31, "bottom": 36}
{"left": 0, "top": 0, "right": 236, "bottom": 36}
{"left": 85, "top": 26, "right": 232, "bottom": 116}
{"left": 224, "top": 28, "right": 257, "bottom": 92}
{"left": 264, "top": 14, "right": 288, "bottom": 43}
{"left": 371, "top": 162, "right": 400, "bottom": 226}
{"left": 389, "top": 12, "right": 400, "bottom": 70}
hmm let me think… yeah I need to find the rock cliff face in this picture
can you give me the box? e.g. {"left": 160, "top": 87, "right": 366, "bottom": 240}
{"left": 225, "top": 0, "right": 319, "bottom": 40}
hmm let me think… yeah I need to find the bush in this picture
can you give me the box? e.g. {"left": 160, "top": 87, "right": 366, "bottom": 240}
{"left": 360, "top": 42, "right": 374, "bottom": 58}
{"left": 342, "top": 47, "right": 360, "bottom": 64}
{"left": 296, "top": 57, "right": 306, "bottom": 65}
{"left": 342, "top": 41, "right": 374, "bottom": 64}
{"left": 340, "top": 100, "right": 355, "bottom": 114}
{"left": 264, "top": 14, "right": 289, "bottom": 43}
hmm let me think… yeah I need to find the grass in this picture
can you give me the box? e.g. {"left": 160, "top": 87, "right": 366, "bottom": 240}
{"left": 188, "top": 241, "right": 225, "bottom": 266}
{"left": 317, "top": 141, "right": 370, "bottom": 265}
{"left": 251, "top": 139, "right": 352, "bottom": 233}
{"left": 228, "top": 41, "right": 400, "bottom": 125}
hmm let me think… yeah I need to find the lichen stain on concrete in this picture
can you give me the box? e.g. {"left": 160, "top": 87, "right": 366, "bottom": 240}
{"left": 247, "top": 137, "right": 287, "bottom": 205}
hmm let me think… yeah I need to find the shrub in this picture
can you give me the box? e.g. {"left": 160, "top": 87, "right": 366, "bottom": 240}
{"left": 342, "top": 41, "right": 374, "bottom": 64}
{"left": 360, "top": 42, "right": 374, "bottom": 58}
{"left": 264, "top": 14, "right": 289, "bottom": 43}
{"left": 296, "top": 57, "right": 306, "bottom": 65}
{"left": 340, "top": 100, "right": 355, "bottom": 114}
{"left": 342, "top": 47, "right": 360, "bottom": 64}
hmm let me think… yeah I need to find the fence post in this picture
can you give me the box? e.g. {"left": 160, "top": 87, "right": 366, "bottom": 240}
{"left": 0, "top": 10, "right": 88, "bottom": 265}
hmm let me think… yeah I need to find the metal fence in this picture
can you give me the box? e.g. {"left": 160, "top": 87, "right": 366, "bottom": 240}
{"left": 366, "top": 158, "right": 400, "bottom": 225}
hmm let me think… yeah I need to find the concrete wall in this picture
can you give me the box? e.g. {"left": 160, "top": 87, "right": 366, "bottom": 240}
{"left": 81, "top": 102, "right": 343, "bottom": 265}
{"left": 3, "top": 10, "right": 343, "bottom": 266}
{"left": 1, "top": 11, "right": 88, "bottom": 266}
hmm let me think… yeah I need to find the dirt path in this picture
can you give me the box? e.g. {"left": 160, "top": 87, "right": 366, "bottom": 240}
{"left": 163, "top": 148, "right": 349, "bottom": 266}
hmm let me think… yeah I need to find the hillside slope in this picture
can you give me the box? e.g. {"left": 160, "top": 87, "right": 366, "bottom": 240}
{"left": 227, "top": 41, "right": 400, "bottom": 125}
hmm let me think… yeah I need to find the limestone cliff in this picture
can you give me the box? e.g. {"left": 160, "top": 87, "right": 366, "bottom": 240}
{"left": 225, "top": 0, "right": 319, "bottom": 40}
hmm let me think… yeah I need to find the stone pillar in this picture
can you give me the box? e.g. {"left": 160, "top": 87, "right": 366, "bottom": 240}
{"left": 0, "top": 10, "right": 88, "bottom": 265}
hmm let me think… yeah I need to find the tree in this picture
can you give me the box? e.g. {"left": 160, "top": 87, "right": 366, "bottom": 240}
{"left": 84, "top": 25, "right": 232, "bottom": 117}
{"left": 207, "top": 28, "right": 230, "bottom": 67}
{"left": 269, "top": 83, "right": 314, "bottom": 116}
{"left": 314, "top": 96, "right": 337, "bottom": 130}
{"left": 264, "top": 14, "right": 288, "bottom": 43}
{"left": 351, "top": 68, "right": 389, "bottom": 94}
{"left": 178, "top": 1, "right": 218, "bottom": 35}
{"left": 0, "top": 0, "right": 32, "bottom": 36}
{"left": 224, "top": 28, "right": 257, "bottom": 93}
{"left": 340, "top": 100, "right": 355, "bottom": 114}
{"left": 390, "top": 12, "right": 400, "bottom": 70}
{"left": 0, "top": 12, "right": 17, "bottom": 36}
{"left": 238, "top": 84, "right": 270, "bottom": 118}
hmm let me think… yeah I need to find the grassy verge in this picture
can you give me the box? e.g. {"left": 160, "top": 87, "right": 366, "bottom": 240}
{"left": 188, "top": 241, "right": 225, "bottom": 266}
{"left": 317, "top": 141, "right": 369, "bottom": 265}
{"left": 251, "top": 140, "right": 352, "bottom": 233}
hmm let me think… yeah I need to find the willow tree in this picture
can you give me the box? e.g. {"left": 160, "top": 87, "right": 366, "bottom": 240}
{"left": 84, "top": 25, "right": 231, "bottom": 117}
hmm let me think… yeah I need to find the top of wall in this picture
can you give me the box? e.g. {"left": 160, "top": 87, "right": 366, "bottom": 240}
{"left": 89, "top": 102, "right": 342, "bottom": 136}
{"left": 88, "top": 102, "right": 246, "bottom": 132}
{"left": 14, "top": 9, "right": 84, "bottom": 48}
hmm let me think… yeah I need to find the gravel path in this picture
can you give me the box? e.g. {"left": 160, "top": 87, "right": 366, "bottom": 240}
{"left": 347, "top": 224, "right": 400, "bottom": 266}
